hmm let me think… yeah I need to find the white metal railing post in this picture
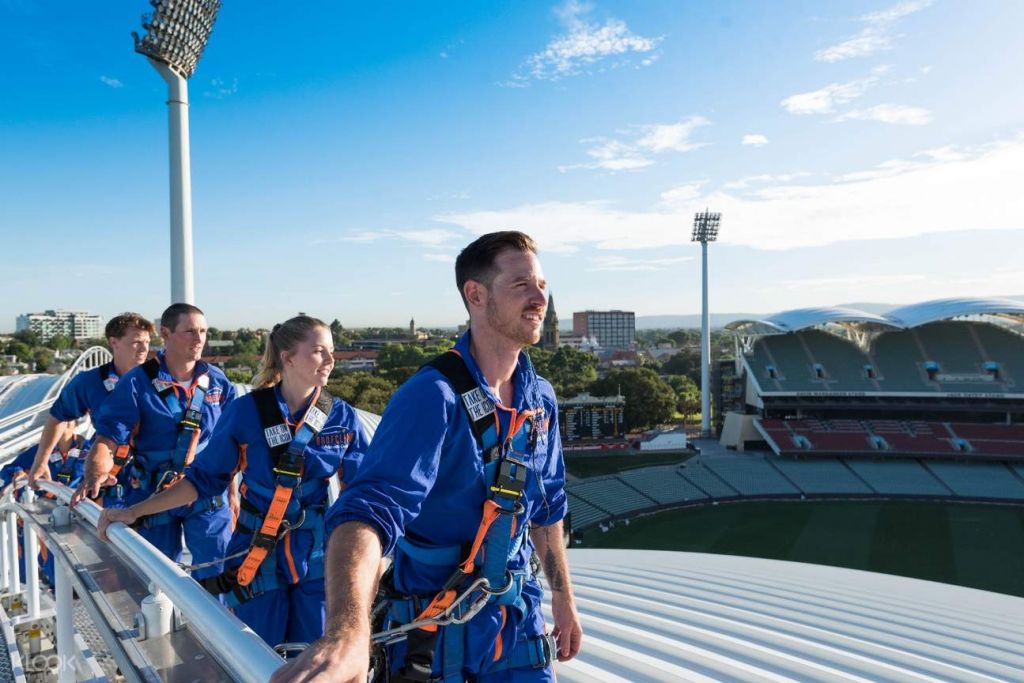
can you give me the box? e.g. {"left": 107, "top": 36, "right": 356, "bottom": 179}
{"left": 22, "top": 488, "right": 40, "bottom": 618}
{"left": 54, "top": 555, "right": 76, "bottom": 683}
{"left": 0, "top": 510, "right": 8, "bottom": 594}
{"left": 5, "top": 511, "right": 19, "bottom": 595}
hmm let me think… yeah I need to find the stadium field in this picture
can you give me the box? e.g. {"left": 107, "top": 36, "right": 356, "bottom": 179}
{"left": 577, "top": 500, "right": 1024, "bottom": 597}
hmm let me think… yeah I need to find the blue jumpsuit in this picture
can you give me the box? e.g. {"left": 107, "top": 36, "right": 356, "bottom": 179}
{"left": 0, "top": 442, "right": 84, "bottom": 585}
{"left": 50, "top": 362, "right": 131, "bottom": 506}
{"left": 92, "top": 352, "right": 235, "bottom": 580}
{"left": 325, "top": 332, "right": 568, "bottom": 682}
{"left": 185, "top": 384, "right": 368, "bottom": 647}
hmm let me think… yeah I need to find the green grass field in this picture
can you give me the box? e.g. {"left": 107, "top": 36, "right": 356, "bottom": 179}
{"left": 565, "top": 451, "right": 690, "bottom": 478}
{"left": 577, "top": 500, "right": 1024, "bottom": 597}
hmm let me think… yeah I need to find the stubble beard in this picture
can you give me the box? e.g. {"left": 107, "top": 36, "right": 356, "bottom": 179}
{"left": 486, "top": 298, "right": 542, "bottom": 348}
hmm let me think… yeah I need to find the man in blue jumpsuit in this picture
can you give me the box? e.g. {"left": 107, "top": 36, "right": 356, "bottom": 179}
{"left": 72, "top": 303, "right": 235, "bottom": 580}
{"left": 2, "top": 435, "right": 86, "bottom": 584}
{"left": 27, "top": 312, "right": 155, "bottom": 504}
{"left": 274, "top": 232, "right": 582, "bottom": 682}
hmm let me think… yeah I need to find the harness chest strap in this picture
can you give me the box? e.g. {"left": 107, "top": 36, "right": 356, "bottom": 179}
{"left": 408, "top": 353, "right": 532, "bottom": 628}
{"left": 234, "top": 386, "right": 334, "bottom": 587}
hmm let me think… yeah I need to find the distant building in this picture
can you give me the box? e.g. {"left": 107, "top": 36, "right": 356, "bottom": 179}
{"left": 409, "top": 317, "right": 416, "bottom": 338}
{"left": 572, "top": 310, "right": 635, "bottom": 350}
{"left": 16, "top": 310, "right": 103, "bottom": 341}
{"left": 559, "top": 334, "right": 600, "bottom": 352}
{"left": 539, "top": 294, "right": 560, "bottom": 349}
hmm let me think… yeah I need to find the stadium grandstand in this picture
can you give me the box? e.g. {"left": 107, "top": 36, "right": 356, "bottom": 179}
{"left": 718, "top": 296, "right": 1024, "bottom": 459}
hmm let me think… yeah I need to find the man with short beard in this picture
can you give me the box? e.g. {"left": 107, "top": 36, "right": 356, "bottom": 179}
{"left": 274, "top": 231, "right": 582, "bottom": 683}
{"left": 73, "top": 303, "right": 235, "bottom": 581}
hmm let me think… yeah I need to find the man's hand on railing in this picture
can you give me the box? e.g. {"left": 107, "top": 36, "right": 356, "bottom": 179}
{"left": 69, "top": 474, "right": 116, "bottom": 507}
{"left": 27, "top": 463, "right": 51, "bottom": 490}
{"left": 268, "top": 630, "right": 369, "bottom": 683}
{"left": 97, "top": 506, "right": 140, "bottom": 541}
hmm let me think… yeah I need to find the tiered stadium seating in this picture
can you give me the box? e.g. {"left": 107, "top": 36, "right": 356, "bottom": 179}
{"left": 702, "top": 456, "right": 800, "bottom": 496}
{"left": 677, "top": 462, "right": 740, "bottom": 498}
{"left": 619, "top": 467, "right": 709, "bottom": 505}
{"left": 973, "top": 324, "right": 1023, "bottom": 388}
{"left": 755, "top": 335, "right": 822, "bottom": 392}
{"left": 924, "top": 462, "right": 1024, "bottom": 500}
{"left": 799, "top": 330, "right": 878, "bottom": 391}
{"left": 867, "top": 331, "right": 932, "bottom": 392}
{"left": 769, "top": 457, "right": 874, "bottom": 495}
{"left": 844, "top": 460, "right": 951, "bottom": 496}
{"left": 569, "top": 476, "right": 654, "bottom": 516}
{"left": 566, "top": 493, "right": 610, "bottom": 528}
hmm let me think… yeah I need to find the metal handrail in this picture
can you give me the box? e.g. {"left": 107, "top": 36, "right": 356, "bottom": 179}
{"left": 34, "top": 480, "right": 284, "bottom": 682}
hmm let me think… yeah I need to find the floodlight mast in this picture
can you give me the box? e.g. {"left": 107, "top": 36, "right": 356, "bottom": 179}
{"left": 692, "top": 210, "right": 721, "bottom": 437}
{"left": 133, "top": 0, "right": 221, "bottom": 305}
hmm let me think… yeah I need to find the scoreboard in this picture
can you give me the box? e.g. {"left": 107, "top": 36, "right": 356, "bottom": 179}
{"left": 559, "top": 395, "right": 626, "bottom": 442}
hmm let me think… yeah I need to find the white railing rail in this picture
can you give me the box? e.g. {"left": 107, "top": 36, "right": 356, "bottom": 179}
{"left": 3, "top": 481, "right": 283, "bottom": 682}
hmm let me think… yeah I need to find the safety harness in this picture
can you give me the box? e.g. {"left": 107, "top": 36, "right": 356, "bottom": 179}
{"left": 378, "top": 351, "right": 553, "bottom": 682}
{"left": 202, "top": 386, "right": 334, "bottom": 605}
{"left": 95, "top": 361, "right": 132, "bottom": 500}
{"left": 127, "top": 358, "right": 221, "bottom": 526}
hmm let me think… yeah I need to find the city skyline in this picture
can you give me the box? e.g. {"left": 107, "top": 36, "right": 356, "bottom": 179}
{"left": 2, "top": 1, "right": 1022, "bottom": 328}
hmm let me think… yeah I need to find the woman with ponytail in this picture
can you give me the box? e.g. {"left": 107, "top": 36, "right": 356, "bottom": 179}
{"left": 98, "top": 315, "right": 369, "bottom": 649}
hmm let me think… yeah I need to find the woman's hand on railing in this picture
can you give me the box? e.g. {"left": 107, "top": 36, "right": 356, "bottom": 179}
{"left": 97, "top": 506, "right": 140, "bottom": 541}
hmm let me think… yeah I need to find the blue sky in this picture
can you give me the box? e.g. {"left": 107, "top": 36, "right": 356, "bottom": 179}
{"left": 2, "top": 0, "right": 1022, "bottom": 329}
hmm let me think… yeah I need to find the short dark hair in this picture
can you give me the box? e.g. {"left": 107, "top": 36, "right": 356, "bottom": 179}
{"left": 455, "top": 231, "right": 537, "bottom": 308}
{"left": 105, "top": 312, "right": 155, "bottom": 340}
{"left": 160, "top": 303, "right": 205, "bottom": 332}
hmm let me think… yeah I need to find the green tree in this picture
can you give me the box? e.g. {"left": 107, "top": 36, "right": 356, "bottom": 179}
{"left": 591, "top": 368, "right": 676, "bottom": 431}
{"left": 526, "top": 346, "right": 597, "bottom": 398}
{"left": 224, "top": 368, "right": 253, "bottom": 384}
{"left": 33, "top": 348, "right": 54, "bottom": 372}
{"left": 328, "top": 372, "right": 399, "bottom": 415}
{"left": 662, "top": 349, "right": 702, "bottom": 386}
{"left": 665, "top": 374, "right": 701, "bottom": 423}
{"left": 49, "top": 334, "right": 72, "bottom": 351}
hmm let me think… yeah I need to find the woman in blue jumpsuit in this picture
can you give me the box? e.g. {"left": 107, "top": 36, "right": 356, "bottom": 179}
{"left": 98, "top": 315, "right": 368, "bottom": 648}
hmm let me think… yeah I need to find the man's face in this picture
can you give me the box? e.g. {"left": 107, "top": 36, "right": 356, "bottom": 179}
{"left": 162, "top": 313, "right": 208, "bottom": 362}
{"left": 483, "top": 249, "right": 548, "bottom": 347}
{"left": 109, "top": 327, "right": 151, "bottom": 369}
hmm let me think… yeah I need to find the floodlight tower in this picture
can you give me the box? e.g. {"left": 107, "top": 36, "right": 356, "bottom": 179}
{"left": 133, "top": 0, "right": 222, "bottom": 304}
{"left": 692, "top": 209, "right": 721, "bottom": 438}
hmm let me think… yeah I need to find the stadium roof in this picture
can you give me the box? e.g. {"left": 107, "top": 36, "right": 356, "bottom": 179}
{"left": 885, "top": 296, "right": 1024, "bottom": 328}
{"left": 726, "top": 297, "right": 1024, "bottom": 336}
{"left": 725, "top": 306, "right": 901, "bottom": 336}
{"left": 557, "top": 549, "right": 1024, "bottom": 681}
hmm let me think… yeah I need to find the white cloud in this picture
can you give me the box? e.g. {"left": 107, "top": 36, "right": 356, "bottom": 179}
{"left": 99, "top": 75, "right": 123, "bottom": 88}
{"left": 589, "top": 254, "right": 693, "bottom": 272}
{"left": 721, "top": 172, "right": 812, "bottom": 191}
{"left": 439, "top": 135, "right": 1024, "bottom": 252}
{"left": 781, "top": 73, "right": 879, "bottom": 114}
{"left": 322, "top": 228, "right": 461, "bottom": 246}
{"left": 423, "top": 253, "right": 455, "bottom": 264}
{"left": 835, "top": 104, "right": 932, "bottom": 125}
{"left": 659, "top": 182, "right": 707, "bottom": 205}
{"left": 815, "top": 0, "right": 933, "bottom": 63}
{"left": 741, "top": 134, "right": 769, "bottom": 147}
{"left": 511, "top": 0, "right": 661, "bottom": 83}
{"left": 561, "top": 116, "right": 708, "bottom": 172}
{"left": 204, "top": 78, "right": 238, "bottom": 99}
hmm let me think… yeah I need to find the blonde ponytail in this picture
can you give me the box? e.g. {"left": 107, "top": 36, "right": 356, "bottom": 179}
{"left": 252, "top": 316, "right": 328, "bottom": 388}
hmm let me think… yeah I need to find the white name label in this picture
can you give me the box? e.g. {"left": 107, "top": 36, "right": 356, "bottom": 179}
{"left": 462, "top": 388, "right": 495, "bottom": 422}
{"left": 304, "top": 406, "right": 328, "bottom": 433}
{"left": 264, "top": 424, "right": 292, "bottom": 448}
{"left": 103, "top": 377, "right": 118, "bottom": 392}
{"left": 196, "top": 374, "right": 210, "bottom": 390}
{"left": 153, "top": 379, "right": 174, "bottom": 393}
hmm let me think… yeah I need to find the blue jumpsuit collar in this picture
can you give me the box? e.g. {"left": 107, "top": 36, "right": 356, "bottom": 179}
{"left": 154, "top": 349, "right": 210, "bottom": 383}
{"left": 453, "top": 331, "right": 539, "bottom": 411}
{"left": 271, "top": 382, "right": 318, "bottom": 424}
